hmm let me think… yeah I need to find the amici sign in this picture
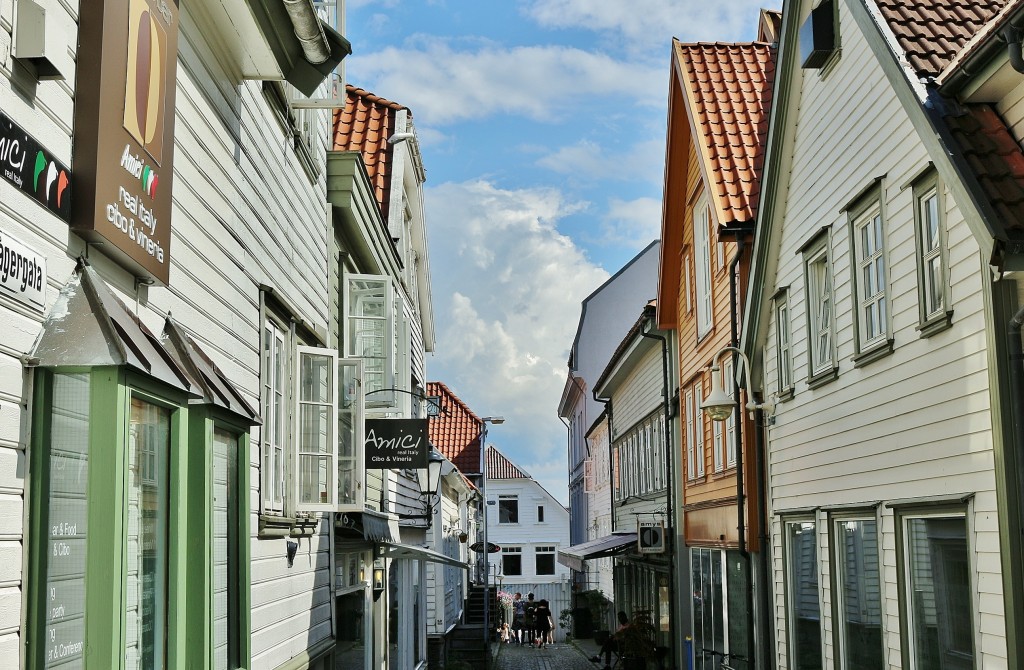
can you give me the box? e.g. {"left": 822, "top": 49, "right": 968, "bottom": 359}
{"left": 0, "top": 111, "right": 71, "bottom": 221}
{"left": 73, "top": 0, "right": 178, "bottom": 285}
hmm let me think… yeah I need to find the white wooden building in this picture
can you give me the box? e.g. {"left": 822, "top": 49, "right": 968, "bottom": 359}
{"left": 742, "top": 0, "right": 1008, "bottom": 667}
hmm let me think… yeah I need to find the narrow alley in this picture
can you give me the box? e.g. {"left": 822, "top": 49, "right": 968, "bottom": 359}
{"left": 491, "top": 639, "right": 604, "bottom": 670}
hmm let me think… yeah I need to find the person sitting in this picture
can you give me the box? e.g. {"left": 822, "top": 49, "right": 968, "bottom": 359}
{"left": 590, "top": 611, "right": 630, "bottom": 669}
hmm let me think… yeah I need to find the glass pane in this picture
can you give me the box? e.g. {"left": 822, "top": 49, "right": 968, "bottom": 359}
{"left": 786, "top": 522, "right": 822, "bottom": 670}
{"left": 350, "top": 279, "right": 386, "bottom": 318}
{"left": 906, "top": 517, "right": 973, "bottom": 670}
{"left": 126, "top": 397, "right": 171, "bottom": 670}
{"left": 213, "top": 429, "right": 239, "bottom": 670}
{"left": 300, "top": 404, "right": 330, "bottom": 454}
{"left": 300, "top": 353, "right": 332, "bottom": 403}
{"left": 338, "top": 362, "right": 359, "bottom": 505}
{"left": 44, "top": 373, "right": 91, "bottom": 670}
{"left": 726, "top": 551, "right": 750, "bottom": 670}
{"left": 836, "top": 519, "right": 883, "bottom": 670}
{"left": 927, "top": 258, "right": 943, "bottom": 315}
{"left": 298, "top": 455, "right": 331, "bottom": 505}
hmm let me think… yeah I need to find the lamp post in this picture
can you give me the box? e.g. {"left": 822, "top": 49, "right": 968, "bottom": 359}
{"left": 478, "top": 416, "right": 504, "bottom": 666}
{"left": 701, "top": 346, "right": 771, "bottom": 669}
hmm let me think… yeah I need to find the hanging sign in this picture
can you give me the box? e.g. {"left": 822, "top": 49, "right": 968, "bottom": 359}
{"left": 72, "top": 0, "right": 179, "bottom": 285}
{"left": 469, "top": 542, "right": 501, "bottom": 554}
{"left": 364, "top": 418, "right": 428, "bottom": 468}
{"left": 0, "top": 111, "right": 72, "bottom": 221}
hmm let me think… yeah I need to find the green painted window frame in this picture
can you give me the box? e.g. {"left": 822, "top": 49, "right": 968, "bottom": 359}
{"left": 28, "top": 367, "right": 252, "bottom": 670}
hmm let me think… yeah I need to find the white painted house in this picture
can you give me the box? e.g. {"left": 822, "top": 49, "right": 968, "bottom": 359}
{"left": 742, "top": 0, "right": 1009, "bottom": 668}
{"left": 485, "top": 446, "right": 571, "bottom": 640}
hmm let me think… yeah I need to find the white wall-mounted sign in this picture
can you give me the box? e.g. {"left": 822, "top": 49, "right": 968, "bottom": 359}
{"left": 0, "top": 229, "right": 46, "bottom": 310}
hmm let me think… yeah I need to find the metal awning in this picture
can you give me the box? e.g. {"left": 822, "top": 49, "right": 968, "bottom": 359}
{"left": 557, "top": 533, "right": 637, "bottom": 572}
{"left": 381, "top": 542, "right": 469, "bottom": 570}
{"left": 337, "top": 510, "right": 400, "bottom": 544}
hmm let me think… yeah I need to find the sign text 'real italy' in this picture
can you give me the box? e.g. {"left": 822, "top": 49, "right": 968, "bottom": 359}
{"left": 364, "top": 419, "right": 429, "bottom": 469}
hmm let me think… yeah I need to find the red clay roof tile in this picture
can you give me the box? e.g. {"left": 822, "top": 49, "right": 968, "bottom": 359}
{"left": 675, "top": 41, "right": 776, "bottom": 226}
{"left": 874, "top": 0, "right": 1008, "bottom": 80}
{"left": 487, "top": 446, "right": 530, "bottom": 480}
{"left": 332, "top": 85, "right": 410, "bottom": 225}
{"left": 426, "top": 381, "right": 484, "bottom": 475}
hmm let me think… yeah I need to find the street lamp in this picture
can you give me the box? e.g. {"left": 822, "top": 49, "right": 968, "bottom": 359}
{"left": 700, "top": 346, "right": 770, "bottom": 669}
{"left": 478, "top": 415, "right": 504, "bottom": 665}
{"left": 398, "top": 448, "right": 445, "bottom": 526}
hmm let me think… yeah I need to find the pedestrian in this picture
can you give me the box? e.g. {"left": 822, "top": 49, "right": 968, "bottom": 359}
{"left": 534, "top": 598, "right": 553, "bottom": 648}
{"left": 523, "top": 593, "right": 538, "bottom": 645}
{"left": 500, "top": 622, "right": 511, "bottom": 644}
{"left": 511, "top": 592, "right": 525, "bottom": 645}
{"left": 590, "top": 611, "right": 630, "bottom": 669}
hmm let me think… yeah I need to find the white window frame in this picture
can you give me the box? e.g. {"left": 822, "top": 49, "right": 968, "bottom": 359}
{"left": 694, "top": 381, "right": 705, "bottom": 478}
{"left": 498, "top": 494, "right": 519, "bottom": 524}
{"left": 685, "top": 388, "right": 696, "bottom": 480}
{"left": 804, "top": 238, "right": 835, "bottom": 377}
{"left": 775, "top": 292, "right": 793, "bottom": 393}
{"left": 583, "top": 457, "right": 595, "bottom": 493}
{"left": 852, "top": 203, "right": 889, "bottom": 349}
{"left": 337, "top": 357, "right": 366, "bottom": 511}
{"left": 346, "top": 274, "right": 395, "bottom": 408}
{"left": 684, "top": 254, "right": 692, "bottom": 313}
{"left": 913, "top": 174, "right": 951, "bottom": 332}
{"left": 694, "top": 195, "right": 713, "bottom": 337}
{"left": 725, "top": 357, "right": 737, "bottom": 468}
{"left": 535, "top": 546, "right": 556, "bottom": 576}
{"left": 262, "top": 320, "right": 287, "bottom": 515}
{"left": 294, "top": 346, "right": 339, "bottom": 512}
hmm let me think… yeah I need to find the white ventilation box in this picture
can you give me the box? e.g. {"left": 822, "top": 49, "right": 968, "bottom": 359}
{"left": 13, "top": 0, "right": 64, "bottom": 80}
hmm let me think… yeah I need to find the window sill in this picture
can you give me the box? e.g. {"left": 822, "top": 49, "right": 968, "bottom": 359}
{"left": 852, "top": 338, "right": 894, "bottom": 368}
{"left": 776, "top": 387, "right": 794, "bottom": 403}
{"left": 806, "top": 366, "right": 838, "bottom": 390}
{"left": 258, "top": 513, "right": 320, "bottom": 538}
{"left": 917, "top": 312, "right": 953, "bottom": 338}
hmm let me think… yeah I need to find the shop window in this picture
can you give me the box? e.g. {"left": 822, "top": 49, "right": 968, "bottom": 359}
{"left": 499, "top": 495, "right": 519, "bottom": 524}
{"left": 690, "top": 547, "right": 750, "bottom": 669}
{"left": 502, "top": 547, "right": 522, "bottom": 576}
{"left": 785, "top": 519, "right": 823, "bottom": 670}
{"left": 899, "top": 513, "right": 973, "bottom": 668}
{"left": 536, "top": 546, "right": 555, "bottom": 575}
{"left": 832, "top": 517, "right": 884, "bottom": 669}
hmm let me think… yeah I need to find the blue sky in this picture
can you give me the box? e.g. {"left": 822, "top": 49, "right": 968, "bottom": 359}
{"left": 345, "top": 0, "right": 770, "bottom": 505}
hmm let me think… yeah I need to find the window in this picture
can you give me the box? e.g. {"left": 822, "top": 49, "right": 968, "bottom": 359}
{"left": 536, "top": 546, "right": 556, "bottom": 576}
{"left": 899, "top": 513, "right": 973, "bottom": 668}
{"left": 833, "top": 517, "right": 884, "bottom": 670}
{"left": 694, "top": 194, "right": 713, "bottom": 337}
{"left": 262, "top": 314, "right": 348, "bottom": 517}
{"left": 694, "top": 382, "right": 705, "bottom": 478}
{"left": 614, "top": 411, "right": 667, "bottom": 500}
{"left": 583, "top": 458, "right": 595, "bottom": 493}
{"left": 346, "top": 275, "right": 394, "bottom": 405}
{"left": 502, "top": 546, "right": 522, "bottom": 576}
{"left": 537, "top": 505, "right": 545, "bottom": 523}
{"left": 691, "top": 548, "right": 751, "bottom": 668}
{"left": 785, "top": 519, "right": 823, "bottom": 670}
{"left": 724, "top": 358, "right": 736, "bottom": 468}
{"left": 851, "top": 201, "right": 889, "bottom": 351}
{"left": 775, "top": 291, "right": 793, "bottom": 394}
{"left": 684, "top": 255, "right": 693, "bottom": 313}
{"left": 803, "top": 235, "right": 835, "bottom": 379}
{"left": 685, "top": 388, "right": 696, "bottom": 480}
{"left": 498, "top": 495, "right": 519, "bottom": 524}
{"left": 913, "top": 175, "right": 952, "bottom": 334}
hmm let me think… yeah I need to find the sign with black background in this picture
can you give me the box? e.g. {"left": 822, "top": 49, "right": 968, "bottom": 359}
{"left": 0, "top": 111, "right": 72, "bottom": 221}
{"left": 364, "top": 419, "right": 429, "bottom": 468}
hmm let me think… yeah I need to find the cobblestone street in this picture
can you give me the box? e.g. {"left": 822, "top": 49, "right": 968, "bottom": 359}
{"left": 491, "top": 638, "right": 604, "bottom": 670}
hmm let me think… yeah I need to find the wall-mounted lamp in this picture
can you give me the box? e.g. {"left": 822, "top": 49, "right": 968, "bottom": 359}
{"left": 372, "top": 565, "right": 386, "bottom": 602}
{"left": 398, "top": 449, "right": 445, "bottom": 526}
{"left": 701, "top": 346, "right": 775, "bottom": 422}
{"left": 387, "top": 131, "right": 415, "bottom": 145}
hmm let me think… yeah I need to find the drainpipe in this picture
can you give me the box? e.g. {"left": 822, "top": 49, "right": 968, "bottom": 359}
{"left": 727, "top": 231, "right": 756, "bottom": 669}
{"left": 641, "top": 309, "right": 677, "bottom": 668}
{"left": 282, "top": 0, "right": 330, "bottom": 64}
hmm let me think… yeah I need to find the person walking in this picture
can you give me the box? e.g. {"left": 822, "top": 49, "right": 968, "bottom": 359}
{"left": 511, "top": 592, "right": 525, "bottom": 645}
{"left": 523, "top": 593, "right": 538, "bottom": 646}
{"left": 534, "top": 598, "right": 553, "bottom": 648}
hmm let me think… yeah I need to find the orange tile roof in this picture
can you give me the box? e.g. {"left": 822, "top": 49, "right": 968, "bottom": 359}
{"left": 427, "top": 381, "right": 483, "bottom": 475}
{"left": 874, "top": 0, "right": 1008, "bottom": 80}
{"left": 332, "top": 85, "right": 410, "bottom": 224}
{"left": 487, "top": 446, "right": 530, "bottom": 480}
{"left": 675, "top": 41, "right": 775, "bottom": 226}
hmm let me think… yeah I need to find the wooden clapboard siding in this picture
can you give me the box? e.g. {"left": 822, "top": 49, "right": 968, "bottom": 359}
{"left": 610, "top": 344, "right": 663, "bottom": 441}
{"left": 758, "top": 0, "right": 1005, "bottom": 666}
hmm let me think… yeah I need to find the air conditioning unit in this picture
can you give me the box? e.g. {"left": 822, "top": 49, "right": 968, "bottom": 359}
{"left": 637, "top": 520, "right": 665, "bottom": 554}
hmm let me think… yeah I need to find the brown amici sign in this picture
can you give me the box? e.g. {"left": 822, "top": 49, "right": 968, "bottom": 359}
{"left": 73, "top": 0, "right": 179, "bottom": 285}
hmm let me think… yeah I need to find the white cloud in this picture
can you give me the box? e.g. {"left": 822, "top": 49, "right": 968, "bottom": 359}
{"left": 425, "top": 180, "right": 609, "bottom": 504}
{"left": 522, "top": 0, "right": 769, "bottom": 50}
{"left": 346, "top": 39, "right": 664, "bottom": 125}
{"left": 536, "top": 138, "right": 665, "bottom": 185}
{"left": 596, "top": 197, "right": 663, "bottom": 250}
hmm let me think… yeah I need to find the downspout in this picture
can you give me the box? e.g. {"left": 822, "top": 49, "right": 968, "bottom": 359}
{"left": 727, "top": 231, "right": 756, "bottom": 669}
{"left": 282, "top": 0, "right": 331, "bottom": 64}
{"left": 1004, "top": 27, "right": 1024, "bottom": 74}
{"left": 641, "top": 310, "right": 677, "bottom": 667}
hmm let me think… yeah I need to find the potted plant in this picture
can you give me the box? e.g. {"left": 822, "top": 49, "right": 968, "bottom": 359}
{"left": 615, "top": 610, "right": 657, "bottom": 670}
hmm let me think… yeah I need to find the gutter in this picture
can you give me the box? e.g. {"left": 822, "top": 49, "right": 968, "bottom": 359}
{"left": 939, "top": 4, "right": 1024, "bottom": 94}
{"left": 282, "top": 0, "right": 331, "bottom": 64}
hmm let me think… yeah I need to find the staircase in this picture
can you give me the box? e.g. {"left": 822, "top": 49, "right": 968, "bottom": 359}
{"left": 447, "top": 586, "right": 498, "bottom": 666}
